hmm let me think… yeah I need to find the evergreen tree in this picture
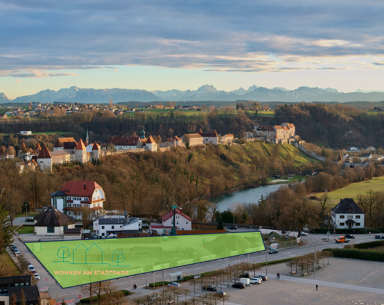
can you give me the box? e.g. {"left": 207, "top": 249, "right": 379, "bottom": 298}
{"left": 0, "top": 206, "right": 14, "bottom": 252}
{"left": 217, "top": 215, "right": 224, "bottom": 230}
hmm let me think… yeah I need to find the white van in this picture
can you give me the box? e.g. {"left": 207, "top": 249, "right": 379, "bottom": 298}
{"left": 239, "top": 278, "right": 250, "bottom": 286}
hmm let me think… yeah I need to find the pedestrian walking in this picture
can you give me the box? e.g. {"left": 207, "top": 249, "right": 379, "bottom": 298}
{"left": 134, "top": 284, "right": 137, "bottom": 290}
{"left": 316, "top": 284, "right": 318, "bottom": 291}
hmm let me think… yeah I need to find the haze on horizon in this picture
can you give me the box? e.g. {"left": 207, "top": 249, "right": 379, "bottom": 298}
{"left": 1, "top": 0, "right": 384, "bottom": 99}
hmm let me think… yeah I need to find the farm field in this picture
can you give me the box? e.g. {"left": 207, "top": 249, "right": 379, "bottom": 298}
{"left": 317, "top": 176, "right": 384, "bottom": 204}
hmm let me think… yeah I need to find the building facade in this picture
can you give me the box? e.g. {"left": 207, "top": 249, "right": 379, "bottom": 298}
{"left": 162, "top": 208, "right": 192, "bottom": 231}
{"left": 331, "top": 198, "right": 365, "bottom": 229}
{"left": 93, "top": 215, "right": 142, "bottom": 238}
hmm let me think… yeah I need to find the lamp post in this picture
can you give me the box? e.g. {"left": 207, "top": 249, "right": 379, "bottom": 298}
{"left": 265, "top": 251, "right": 268, "bottom": 277}
{"left": 309, "top": 229, "right": 317, "bottom": 279}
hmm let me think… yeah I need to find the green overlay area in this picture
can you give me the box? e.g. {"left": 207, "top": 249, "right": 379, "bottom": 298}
{"left": 25, "top": 232, "right": 265, "bottom": 288}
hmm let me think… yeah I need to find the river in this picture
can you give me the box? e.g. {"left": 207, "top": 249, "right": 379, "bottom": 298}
{"left": 210, "top": 184, "right": 284, "bottom": 212}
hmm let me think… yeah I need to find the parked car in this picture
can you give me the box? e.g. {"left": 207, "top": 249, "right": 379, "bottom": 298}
{"left": 167, "top": 282, "right": 180, "bottom": 288}
{"left": 214, "top": 291, "right": 227, "bottom": 297}
{"left": 228, "top": 226, "right": 237, "bottom": 230}
{"left": 300, "top": 232, "right": 308, "bottom": 236}
{"left": 250, "top": 277, "right": 262, "bottom": 284}
{"left": 202, "top": 285, "right": 217, "bottom": 292}
{"left": 27, "top": 262, "right": 33, "bottom": 267}
{"left": 344, "top": 234, "right": 355, "bottom": 239}
{"left": 374, "top": 235, "right": 384, "bottom": 239}
{"left": 269, "top": 249, "right": 278, "bottom": 254}
{"left": 14, "top": 251, "right": 20, "bottom": 257}
{"left": 239, "top": 273, "right": 251, "bottom": 278}
{"left": 232, "top": 282, "right": 245, "bottom": 289}
{"left": 257, "top": 275, "right": 268, "bottom": 281}
{"left": 28, "top": 266, "right": 35, "bottom": 272}
{"left": 30, "top": 270, "right": 37, "bottom": 274}
{"left": 33, "top": 273, "right": 40, "bottom": 280}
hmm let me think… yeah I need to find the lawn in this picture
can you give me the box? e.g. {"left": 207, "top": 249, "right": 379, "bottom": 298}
{"left": 12, "top": 226, "right": 35, "bottom": 234}
{"left": 0, "top": 251, "right": 20, "bottom": 276}
{"left": 317, "top": 176, "right": 384, "bottom": 204}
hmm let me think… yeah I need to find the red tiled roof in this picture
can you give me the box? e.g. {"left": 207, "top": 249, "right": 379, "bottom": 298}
{"left": 76, "top": 139, "right": 86, "bottom": 150}
{"left": 199, "top": 129, "right": 218, "bottom": 137}
{"left": 54, "top": 137, "right": 77, "bottom": 148}
{"left": 36, "top": 143, "right": 42, "bottom": 150}
{"left": 257, "top": 125, "right": 275, "bottom": 131}
{"left": 225, "top": 134, "right": 234, "bottom": 137}
{"left": 37, "top": 144, "right": 52, "bottom": 159}
{"left": 61, "top": 180, "right": 102, "bottom": 198}
{"left": 92, "top": 142, "right": 100, "bottom": 150}
{"left": 162, "top": 209, "right": 192, "bottom": 222}
{"left": 146, "top": 136, "right": 156, "bottom": 144}
{"left": 288, "top": 123, "right": 295, "bottom": 128}
{"left": 274, "top": 126, "right": 283, "bottom": 129}
{"left": 185, "top": 133, "right": 202, "bottom": 139}
{"left": 283, "top": 126, "right": 289, "bottom": 130}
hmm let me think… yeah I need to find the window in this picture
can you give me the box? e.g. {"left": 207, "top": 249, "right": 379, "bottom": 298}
{"left": 102, "top": 233, "right": 105, "bottom": 236}
{"left": 356, "top": 215, "right": 360, "bottom": 219}
{"left": 340, "top": 223, "right": 345, "bottom": 226}
{"left": 347, "top": 215, "right": 353, "bottom": 219}
{"left": 47, "top": 227, "right": 54, "bottom": 233}
{"left": 356, "top": 223, "right": 361, "bottom": 226}
{"left": 340, "top": 215, "right": 345, "bottom": 219}
{"left": 112, "top": 226, "right": 115, "bottom": 229}
{"left": 102, "top": 226, "right": 105, "bottom": 229}
{"left": 186, "top": 222, "right": 188, "bottom": 224}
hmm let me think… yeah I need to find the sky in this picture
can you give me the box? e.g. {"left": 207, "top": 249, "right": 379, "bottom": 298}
{"left": 1, "top": 0, "right": 384, "bottom": 99}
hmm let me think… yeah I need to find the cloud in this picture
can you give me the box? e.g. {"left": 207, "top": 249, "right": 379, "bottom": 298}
{"left": 0, "top": 70, "right": 79, "bottom": 78}
{"left": 15, "top": 79, "right": 22, "bottom": 83}
{"left": 1, "top": 0, "right": 384, "bottom": 73}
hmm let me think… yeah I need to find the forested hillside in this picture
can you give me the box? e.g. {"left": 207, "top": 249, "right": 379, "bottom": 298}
{"left": 0, "top": 142, "right": 315, "bottom": 222}
{"left": 275, "top": 103, "right": 384, "bottom": 149}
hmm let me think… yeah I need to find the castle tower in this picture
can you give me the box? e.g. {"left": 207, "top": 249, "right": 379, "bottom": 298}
{"left": 91, "top": 142, "right": 100, "bottom": 161}
{"left": 75, "top": 139, "right": 87, "bottom": 164}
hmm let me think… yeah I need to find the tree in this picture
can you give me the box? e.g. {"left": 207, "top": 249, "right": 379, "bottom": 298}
{"left": 112, "top": 251, "right": 125, "bottom": 266}
{"left": 81, "top": 207, "right": 92, "bottom": 229}
{"left": 0, "top": 205, "right": 14, "bottom": 252}
{"left": 357, "top": 190, "right": 384, "bottom": 227}
{"left": 10, "top": 294, "right": 16, "bottom": 305}
{"left": 217, "top": 216, "right": 224, "bottom": 230}
{"left": 57, "top": 246, "right": 70, "bottom": 262}
{"left": 61, "top": 297, "right": 67, "bottom": 305}
{"left": 319, "top": 193, "right": 329, "bottom": 219}
{"left": 20, "top": 289, "right": 26, "bottom": 305}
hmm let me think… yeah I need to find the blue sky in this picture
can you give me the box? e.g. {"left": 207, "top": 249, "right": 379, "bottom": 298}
{"left": 1, "top": 0, "right": 384, "bottom": 99}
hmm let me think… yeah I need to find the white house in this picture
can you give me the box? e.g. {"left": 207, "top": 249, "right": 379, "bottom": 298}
{"left": 198, "top": 129, "right": 219, "bottom": 145}
{"left": 19, "top": 131, "right": 32, "bottom": 135}
{"left": 93, "top": 215, "right": 142, "bottom": 238}
{"left": 162, "top": 208, "right": 192, "bottom": 231}
{"left": 331, "top": 198, "right": 365, "bottom": 229}
{"left": 33, "top": 206, "right": 76, "bottom": 236}
{"left": 50, "top": 180, "right": 105, "bottom": 220}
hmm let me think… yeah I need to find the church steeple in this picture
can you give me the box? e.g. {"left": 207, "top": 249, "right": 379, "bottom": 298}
{"left": 140, "top": 127, "right": 145, "bottom": 139}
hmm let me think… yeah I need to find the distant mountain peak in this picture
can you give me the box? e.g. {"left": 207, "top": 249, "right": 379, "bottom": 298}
{"left": 0, "top": 92, "right": 9, "bottom": 103}
{"left": 196, "top": 85, "right": 217, "bottom": 93}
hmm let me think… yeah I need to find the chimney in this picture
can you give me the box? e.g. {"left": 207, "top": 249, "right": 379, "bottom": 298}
{"left": 180, "top": 208, "right": 182, "bottom": 213}
{"left": 84, "top": 183, "right": 86, "bottom": 190}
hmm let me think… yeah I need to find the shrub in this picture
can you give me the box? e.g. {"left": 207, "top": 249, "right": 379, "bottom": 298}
{"left": 79, "top": 290, "right": 131, "bottom": 303}
{"left": 324, "top": 248, "right": 384, "bottom": 262}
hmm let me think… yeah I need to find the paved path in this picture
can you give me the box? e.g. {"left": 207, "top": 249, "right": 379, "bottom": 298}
{"left": 279, "top": 275, "right": 384, "bottom": 295}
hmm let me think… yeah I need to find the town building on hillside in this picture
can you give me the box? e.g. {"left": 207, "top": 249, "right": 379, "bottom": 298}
{"left": 37, "top": 140, "right": 101, "bottom": 172}
{"left": 331, "top": 198, "right": 364, "bottom": 229}
{"left": 93, "top": 215, "right": 142, "bottom": 238}
{"left": 199, "top": 129, "right": 219, "bottom": 145}
{"left": 164, "top": 136, "right": 183, "bottom": 148}
{"left": 162, "top": 208, "right": 192, "bottom": 231}
{"left": 33, "top": 206, "right": 76, "bottom": 236}
{"left": 145, "top": 135, "right": 158, "bottom": 151}
{"left": 50, "top": 180, "right": 105, "bottom": 220}
{"left": 107, "top": 136, "right": 142, "bottom": 150}
{"left": 183, "top": 133, "right": 204, "bottom": 147}
{"left": 221, "top": 134, "right": 234, "bottom": 144}
{"left": 254, "top": 122, "right": 296, "bottom": 144}
{"left": 53, "top": 137, "right": 77, "bottom": 151}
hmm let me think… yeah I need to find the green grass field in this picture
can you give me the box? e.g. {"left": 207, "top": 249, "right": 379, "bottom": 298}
{"left": 0, "top": 251, "right": 20, "bottom": 276}
{"left": 317, "top": 176, "right": 384, "bottom": 204}
{"left": 13, "top": 226, "right": 34, "bottom": 234}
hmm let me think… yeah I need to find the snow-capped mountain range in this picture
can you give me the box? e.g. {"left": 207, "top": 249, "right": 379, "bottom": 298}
{"left": 2, "top": 85, "right": 384, "bottom": 103}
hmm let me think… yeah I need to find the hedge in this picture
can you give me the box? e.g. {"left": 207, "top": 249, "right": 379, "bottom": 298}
{"left": 324, "top": 248, "right": 384, "bottom": 262}
{"left": 149, "top": 281, "right": 171, "bottom": 287}
{"left": 79, "top": 290, "right": 131, "bottom": 303}
{"left": 354, "top": 240, "right": 384, "bottom": 250}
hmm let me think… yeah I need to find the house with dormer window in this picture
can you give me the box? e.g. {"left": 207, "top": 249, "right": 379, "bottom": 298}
{"left": 331, "top": 198, "right": 365, "bottom": 229}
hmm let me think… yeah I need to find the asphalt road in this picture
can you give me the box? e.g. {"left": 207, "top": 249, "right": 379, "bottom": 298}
{"left": 11, "top": 233, "right": 374, "bottom": 302}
